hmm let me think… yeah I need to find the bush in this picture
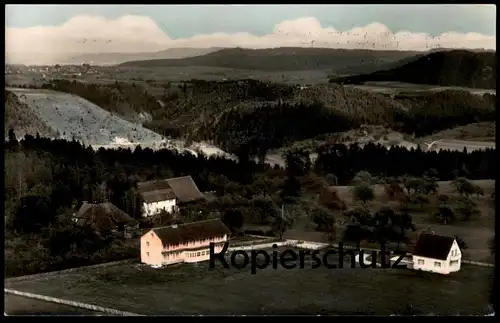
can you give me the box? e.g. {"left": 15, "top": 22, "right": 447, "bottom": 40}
{"left": 353, "top": 183, "right": 375, "bottom": 203}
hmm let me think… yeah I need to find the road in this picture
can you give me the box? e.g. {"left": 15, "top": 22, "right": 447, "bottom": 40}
{"left": 4, "top": 294, "right": 103, "bottom": 316}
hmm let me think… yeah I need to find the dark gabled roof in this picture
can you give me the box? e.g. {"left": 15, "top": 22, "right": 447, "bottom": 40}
{"left": 413, "top": 233, "right": 456, "bottom": 260}
{"left": 137, "top": 176, "right": 205, "bottom": 204}
{"left": 151, "top": 219, "right": 231, "bottom": 247}
{"left": 75, "top": 202, "right": 138, "bottom": 232}
{"left": 141, "top": 189, "right": 176, "bottom": 204}
{"left": 137, "top": 180, "right": 171, "bottom": 194}
{"left": 165, "top": 176, "right": 205, "bottom": 203}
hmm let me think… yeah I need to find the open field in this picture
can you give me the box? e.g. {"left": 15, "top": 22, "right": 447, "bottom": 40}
{"left": 422, "top": 122, "right": 495, "bottom": 143}
{"left": 5, "top": 250, "right": 493, "bottom": 315}
{"left": 347, "top": 81, "right": 496, "bottom": 96}
{"left": 279, "top": 180, "right": 495, "bottom": 263}
{"left": 5, "top": 67, "right": 333, "bottom": 87}
{"left": 4, "top": 294, "right": 102, "bottom": 316}
{"left": 422, "top": 139, "right": 495, "bottom": 152}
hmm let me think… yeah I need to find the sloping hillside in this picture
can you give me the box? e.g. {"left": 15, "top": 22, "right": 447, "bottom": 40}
{"left": 38, "top": 79, "right": 496, "bottom": 154}
{"left": 334, "top": 53, "right": 426, "bottom": 75}
{"left": 119, "top": 47, "right": 420, "bottom": 71}
{"left": 330, "top": 50, "right": 496, "bottom": 89}
{"left": 5, "top": 87, "right": 164, "bottom": 146}
{"left": 5, "top": 87, "right": 234, "bottom": 158}
{"left": 5, "top": 89, "right": 59, "bottom": 139}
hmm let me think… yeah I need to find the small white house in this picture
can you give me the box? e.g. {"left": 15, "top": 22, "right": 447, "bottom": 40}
{"left": 412, "top": 233, "right": 462, "bottom": 275}
{"left": 138, "top": 176, "right": 205, "bottom": 218}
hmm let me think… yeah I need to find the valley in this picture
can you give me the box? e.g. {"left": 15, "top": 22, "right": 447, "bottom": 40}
{"left": 4, "top": 45, "right": 496, "bottom": 316}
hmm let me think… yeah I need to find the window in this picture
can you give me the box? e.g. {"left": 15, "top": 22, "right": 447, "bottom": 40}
{"left": 450, "top": 260, "right": 459, "bottom": 266}
{"left": 146, "top": 241, "right": 150, "bottom": 247}
{"left": 197, "top": 252, "right": 201, "bottom": 257}
{"left": 151, "top": 233, "right": 154, "bottom": 237}
{"left": 164, "top": 254, "right": 169, "bottom": 260}
{"left": 146, "top": 252, "right": 149, "bottom": 257}
{"left": 417, "top": 259, "right": 424, "bottom": 265}
{"left": 434, "top": 261, "right": 441, "bottom": 267}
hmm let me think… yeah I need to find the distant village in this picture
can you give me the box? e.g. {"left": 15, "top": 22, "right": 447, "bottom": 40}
{"left": 5, "top": 63, "right": 105, "bottom": 79}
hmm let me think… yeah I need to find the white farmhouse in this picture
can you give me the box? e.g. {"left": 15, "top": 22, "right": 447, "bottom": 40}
{"left": 412, "top": 233, "right": 462, "bottom": 275}
{"left": 137, "top": 176, "right": 205, "bottom": 218}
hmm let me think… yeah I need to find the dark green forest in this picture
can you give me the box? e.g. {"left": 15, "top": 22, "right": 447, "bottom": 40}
{"left": 330, "top": 50, "right": 496, "bottom": 89}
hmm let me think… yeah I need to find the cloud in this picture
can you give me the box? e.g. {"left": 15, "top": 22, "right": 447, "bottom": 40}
{"left": 5, "top": 15, "right": 496, "bottom": 64}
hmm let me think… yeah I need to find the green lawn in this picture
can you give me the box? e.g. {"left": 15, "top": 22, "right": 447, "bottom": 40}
{"left": 5, "top": 248, "right": 493, "bottom": 315}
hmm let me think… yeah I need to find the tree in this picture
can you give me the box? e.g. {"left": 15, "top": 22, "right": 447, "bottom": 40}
{"left": 342, "top": 207, "right": 373, "bottom": 249}
{"left": 10, "top": 196, "right": 57, "bottom": 233}
{"left": 434, "top": 205, "right": 455, "bottom": 225}
{"left": 353, "top": 183, "right": 375, "bottom": 204}
{"left": 271, "top": 206, "right": 293, "bottom": 240}
{"left": 384, "top": 178, "right": 405, "bottom": 200}
{"left": 320, "top": 186, "right": 346, "bottom": 211}
{"left": 222, "top": 209, "right": 244, "bottom": 233}
{"left": 393, "top": 210, "right": 416, "bottom": 247}
{"left": 8, "top": 128, "right": 17, "bottom": 144}
{"left": 422, "top": 179, "right": 438, "bottom": 195}
{"left": 451, "top": 177, "right": 476, "bottom": 198}
{"left": 312, "top": 207, "right": 335, "bottom": 231}
{"left": 453, "top": 235, "right": 468, "bottom": 251}
{"left": 352, "top": 170, "right": 374, "bottom": 186}
{"left": 455, "top": 197, "right": 481, "bottom": 221}
{"left": 411, "top": 193, "right": 430, "bottom": 210}
{"left": 402, "top": 176, "right": 425, "bottom": 196}
{"left": 325, "top": 173, "right": 338, "bottom": 186}
{"left": 151, "top": 210, "right": 175, "bottom": 227}
{"left": 251, "top": 196, "right": 278, "bottom": 224}
{"left": 473, "top": 185, "right": 484, "bottom": 199}
{"left": 437, "top": 194, "right": 450, "bottom": 203}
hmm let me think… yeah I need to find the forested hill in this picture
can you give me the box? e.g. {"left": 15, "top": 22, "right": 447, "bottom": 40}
{"left": 119, "top": 47, "right": 420, "bottom": 71}
{"left": 35, "top": 79, "right": 496, "bottom": 156}
{"left": 330, "top": 50, "right": 496, "bottom": 89}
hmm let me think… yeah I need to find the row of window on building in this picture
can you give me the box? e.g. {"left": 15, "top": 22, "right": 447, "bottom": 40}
{"left": 417, "top": 259, "right": 459, "bottom": 267}
{"left": 163, "top": 250, "right": 209, "bottom": 260}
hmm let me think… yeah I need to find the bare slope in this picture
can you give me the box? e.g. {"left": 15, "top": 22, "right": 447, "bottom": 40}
{"left": 5, "top": 89, "right": 59, "bottom": 139}
{"left": 6, "top": 87, "right": 164, "bottom": 146}
{"left": 119, "top": 47, "right": 420, "bottom": 71}
{"left": 5, "top": 87, "right": 234, "bottom": 159}
{"left": 330, "top": 50, "right": 496, "bottom": 89}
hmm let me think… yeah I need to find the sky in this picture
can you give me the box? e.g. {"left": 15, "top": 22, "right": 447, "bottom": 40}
{"left": 5, "top": 5, "right": 497, "bottom": 64}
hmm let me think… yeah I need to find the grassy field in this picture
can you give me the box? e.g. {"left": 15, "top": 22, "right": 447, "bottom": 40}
{"left": 5, "top": 248, "right": 493, "bottom": 315}
{"left": 4, "top": 294, "right": 103, "bottom": 316}
{"left": 422, "top": 122, "right": 495, "bottom": 142}
{"left": 277, "top": 180, "right": 495, "bottom": 263}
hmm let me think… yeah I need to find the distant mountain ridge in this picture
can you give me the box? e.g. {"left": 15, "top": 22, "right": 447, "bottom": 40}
{"left": 119, "top": 47, "right": 422, "bottom": 71}
{"left": 329, "top": 50, "right": 496, "bottom": 89}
